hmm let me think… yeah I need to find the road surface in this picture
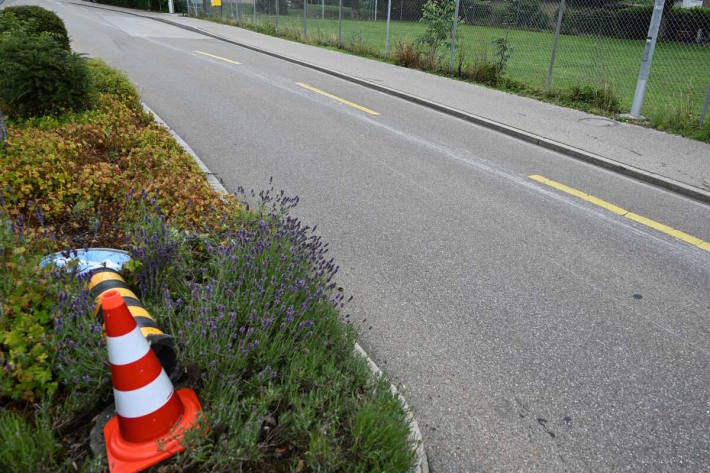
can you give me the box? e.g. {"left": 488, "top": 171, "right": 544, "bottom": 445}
{"left": 5, "top": 1, "right": 709, "bottom": 471}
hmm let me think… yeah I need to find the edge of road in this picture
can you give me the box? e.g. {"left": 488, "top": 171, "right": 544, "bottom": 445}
{"left": 142, "top": 102, "right": 430, "bottom": 473}
{"left": 70, "top": 1, "right": 710, "bottom": 205}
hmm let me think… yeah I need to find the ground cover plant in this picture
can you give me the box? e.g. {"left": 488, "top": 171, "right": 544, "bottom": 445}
{"left": 0, "top": 8, "right": 415, "bottom": 471}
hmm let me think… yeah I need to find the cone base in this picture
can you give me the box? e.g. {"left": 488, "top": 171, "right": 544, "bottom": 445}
{"left": 104, "top": 388, "right": 203, "bottom": 473}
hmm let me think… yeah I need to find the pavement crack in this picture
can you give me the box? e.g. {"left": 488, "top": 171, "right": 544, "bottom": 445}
{"left": 536, "top": 417, "right": 557, "bottom": 439}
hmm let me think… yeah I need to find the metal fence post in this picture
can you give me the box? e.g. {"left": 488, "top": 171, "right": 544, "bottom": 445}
{"left": 253, "top": 0, "right": 256, "bottom": 25}
{"left": 235, "top": 0, "right": 239, "bottom": 20}
{"left": 384, "top": 0, "right": 392, "bottom": 58}
{"left": 276, "top": 0, "right": 279, "bottom": 32}
{"left": 546, "top": 0, "right": 565, "bottom": 91}
{"left": 168, "top": 0, "right": 174, "bottom": 13}
{"left": 448, "top": 0, "right": 461, "bottom": 73}
{"left": 375, "top": 0, "right": 377, "bottom": 21}
{"left": 630, "top": 0, "right": 665, "bottom": 118}
{"left": 700, "top": 83, "right": 710, "bottom": 127}
{"left": 338, "top": 0, "right": 342, "bottom": 47}
{"left": 304, "top": 0, "right": 307, "bottom": 38}
{"left": 322, "top": 0, "right": 325, "bottom": 19}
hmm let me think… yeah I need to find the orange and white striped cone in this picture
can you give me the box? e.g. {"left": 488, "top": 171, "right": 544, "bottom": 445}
{"left": 101, "top": 289, "right": 204, "bottom": 473}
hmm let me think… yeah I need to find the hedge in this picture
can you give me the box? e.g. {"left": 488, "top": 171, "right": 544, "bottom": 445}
{"left": 92, "top": 0, "right": 188, "bottom": 14}
{"left": 461, "top": 3, "right": 709, "bottom": 43}
{"left": 0, "top": 6, "right": 70, "bottom": 50}
{"left": 0, "top": 31, "right": 91, "bottom": 119}
{"left": 561, "top": 5, "right": 710, "bottom": 41}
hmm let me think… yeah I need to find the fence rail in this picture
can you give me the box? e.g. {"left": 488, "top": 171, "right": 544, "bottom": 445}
{"left": 185, "top": 0, "right": 710, "bottom": 123}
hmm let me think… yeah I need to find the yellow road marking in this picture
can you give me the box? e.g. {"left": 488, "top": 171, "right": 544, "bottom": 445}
{"left": 296, "top": 82, "right": 380, "bottom": 116}
{"left": 195, "top": 50, "right": 241, "bottom": 65}
{"left": 529, "top": 174, "right": 709, "bottom": 252}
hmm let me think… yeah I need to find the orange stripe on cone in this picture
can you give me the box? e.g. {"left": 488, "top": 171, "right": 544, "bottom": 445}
{"left": 110, "top": 350, "right": 162, "bottom": 392}
{"left": 117, "top": 390, "right": 184, "bottom": 443}
{"left": 100, "top": 290, "right": 205, "bottom": 473}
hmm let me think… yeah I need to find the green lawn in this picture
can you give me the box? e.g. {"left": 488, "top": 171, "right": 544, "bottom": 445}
{"left": 236, "top": 9, "right": 710, "bottom": 118}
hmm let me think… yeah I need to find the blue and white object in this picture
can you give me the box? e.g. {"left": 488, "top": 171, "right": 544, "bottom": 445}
{"left": 41, "top": 248, "right": 131, "bottom": 275}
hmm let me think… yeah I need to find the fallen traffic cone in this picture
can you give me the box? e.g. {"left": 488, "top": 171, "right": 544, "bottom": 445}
{"left": 101, "top": 289, "right": 204, "bottom": 473}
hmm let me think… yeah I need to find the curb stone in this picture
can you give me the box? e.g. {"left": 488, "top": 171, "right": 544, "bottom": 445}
{"left": 142, "top": 103, "right": 228, "bottom": 194}
{"left": 353, "top": 344, "right": 429, "bottom": 473}
{"left": 75, "top": 1, "right": 710, "bottom": 205}
{"left": 142, "top": 102, "right": 430, "bottom": 473}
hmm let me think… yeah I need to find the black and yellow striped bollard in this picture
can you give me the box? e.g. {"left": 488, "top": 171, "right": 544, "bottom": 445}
{"left": 89, "top": 268, "right": 177, "bottom": 376}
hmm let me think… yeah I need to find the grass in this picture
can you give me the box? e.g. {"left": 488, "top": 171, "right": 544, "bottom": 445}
{"left": 1, "top": 56, "right": 416, "bottom": 471}
{"left": 203, "top": 7, "right": 710, "bottom": 140}
{"left": 0, "top": 407, "right": 58, "bottom": 473}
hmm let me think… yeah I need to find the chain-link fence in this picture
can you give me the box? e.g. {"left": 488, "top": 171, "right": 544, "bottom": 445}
{"left": 186, "top": 0, "right": 710, "bottom": 122}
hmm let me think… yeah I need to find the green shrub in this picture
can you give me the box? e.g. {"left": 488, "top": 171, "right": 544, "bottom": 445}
{"left": 0, "top": 32, "right": 90, "bottom": 119}
{"left": 92, "top": 0, "right": 188, "bottom": 13}
{"left": 0, "top": 215, "right": 59, "bottom": 402}
{"left": 419, "top": 0, "right": 461, "bottom": 50}
{"left": 616, "top": 6, "right": 653, "bottom": 39}
{"left": 394, "top": 41, "right": 423, "bottom": 68}
{"left": 561, "top": 7, "right": 617, "bottom": 36}
{"left": 0, "top": 409, "right": 59, "bottom": 473}
{"left": 503, "top": 0, "right": 550, "bottom": 30}
{"left": 0, "top": 6, "right": 70, "bottom": 50}
{"left": 256, "top": 0, "right": 288, "bottom": 15}
{"left": 559, "top": 5, "right": 709, "bottom": 41}
{"left": 566, "top": 84, "right": 620, "bottom": 113}
{"left": 0, "top": 11, "right": 23, "bottom": 37}
{"left": 667, "top": 6, "right": 710, "bottom": 42}
{"left": 462, "top": 1, "right": 494, "bottom": 24}
{"left": 86, "top": 58, "right": 140, "bottom": 111}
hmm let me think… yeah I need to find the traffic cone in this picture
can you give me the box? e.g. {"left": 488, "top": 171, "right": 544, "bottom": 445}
{"left": 101, "top": 289, "right": 204, "bottom": 473}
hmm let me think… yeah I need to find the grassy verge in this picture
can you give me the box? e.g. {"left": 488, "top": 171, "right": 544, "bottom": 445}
{"left": 0, "top": 58, "right": 415, "bottom": 473}
{"left": 199, "top": 12, "right": 710, "bottom": 143}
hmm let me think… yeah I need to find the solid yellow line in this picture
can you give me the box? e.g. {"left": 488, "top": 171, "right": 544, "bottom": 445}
{"left": 529, "top": 174, "right": 709, "bottom": 252}
{"left": 195, "top": 50, "right": 241, "bottom": 65}
{"left": 296, "top": 82, "right": 380, "bottom": 116}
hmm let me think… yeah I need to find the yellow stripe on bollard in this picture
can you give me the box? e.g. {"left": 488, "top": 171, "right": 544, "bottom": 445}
{"left": 94, "top": 286, "right": 139, "bottom": 303}
{"left": 140, "top": 327, "right": 164, "bottom": 338}
{"left": 87, "top": 268, "right": 176, "bottom": 375}
{"left": 127, "top": 305, "right": 154, "bottom": 321}
{"left": 89, "top": 270, "right": 125, "bottom": 286}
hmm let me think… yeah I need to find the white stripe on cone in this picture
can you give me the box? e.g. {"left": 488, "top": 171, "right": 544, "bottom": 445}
{"left": 114, "top": 369, "right": 175, "bottom": 418}
{"left": 107, "top": 326, "right": 150, "bottom": 365}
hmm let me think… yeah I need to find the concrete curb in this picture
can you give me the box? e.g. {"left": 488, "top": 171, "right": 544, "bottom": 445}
{"left": 75, "top": 1, "right": 710, "bottom": 205}
{"left": 141, "top": 103, "right": 228, "bottom": 194}
{"left": 142, "top": 102, "right": 430, "bottom": 473}
{"left": 353, "top": 344, "right": 429, "bottom": 473}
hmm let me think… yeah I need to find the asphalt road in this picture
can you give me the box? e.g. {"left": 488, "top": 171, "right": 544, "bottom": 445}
{"left": 6, "top": 1, "right": 710, "bottom": 471}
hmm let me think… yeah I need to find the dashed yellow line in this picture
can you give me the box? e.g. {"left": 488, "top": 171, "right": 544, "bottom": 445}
{"left": 195, "top": 50, "right": 241, "bottom": 65}
{"left": 529, "top": 174, "right": 709, "bottom": 252}
{"left": 296, "top": 82, "right": 380, "bottom": 116}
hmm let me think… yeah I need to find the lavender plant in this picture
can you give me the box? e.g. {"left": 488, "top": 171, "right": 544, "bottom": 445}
{"left": 130, "top": 185, "right": 414, "bottom": 471}
{"left": 124, "top": 193, "right": 186, "bottom": 300}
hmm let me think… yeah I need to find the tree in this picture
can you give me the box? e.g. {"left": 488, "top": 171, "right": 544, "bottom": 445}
{"left": 418, "top": 0, "right": 460, "bottom": 50}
